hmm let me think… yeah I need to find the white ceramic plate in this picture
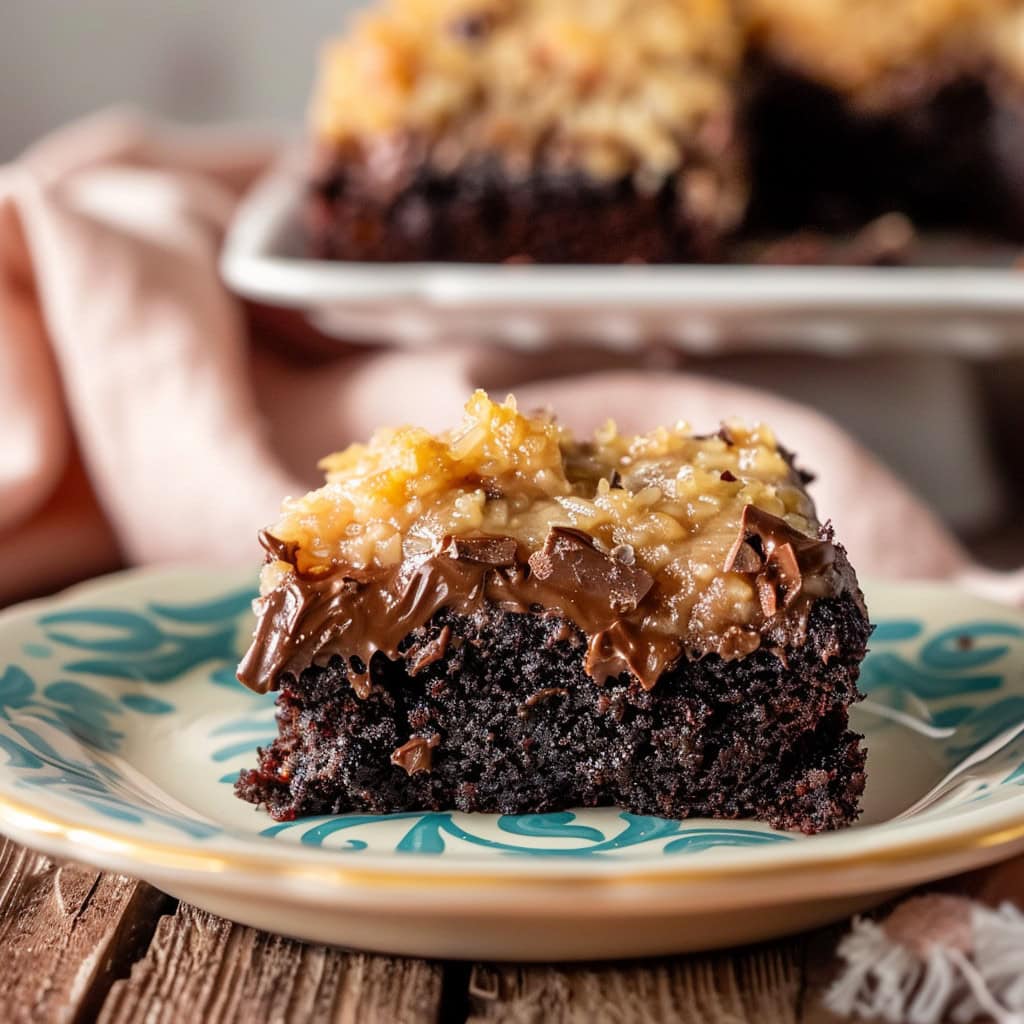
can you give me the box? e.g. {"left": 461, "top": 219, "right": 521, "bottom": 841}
{"left": 222, "top": 167, "right": 1024, "bottom": 355}
{"left": 0, "top": 568, "right": 1023, "bottom": 960}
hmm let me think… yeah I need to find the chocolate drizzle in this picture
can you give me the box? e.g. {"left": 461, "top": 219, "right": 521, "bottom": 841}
{"left": 390, "top": 733, "right": 440, "bottom": 775}
{"left": 237, "top": 511, "right": 860, "bottom": 698}
{"left": 236, "top": 544, "right": 488, "bottom": 700}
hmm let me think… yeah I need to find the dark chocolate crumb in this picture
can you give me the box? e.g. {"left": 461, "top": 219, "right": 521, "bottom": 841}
{"left": 517, "top": 686, "right": 570, "bottom": 718}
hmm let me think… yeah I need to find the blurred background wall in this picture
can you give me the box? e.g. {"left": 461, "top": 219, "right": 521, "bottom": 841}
{"left": 0, "top": 0, "right": 364, "bottom": 159}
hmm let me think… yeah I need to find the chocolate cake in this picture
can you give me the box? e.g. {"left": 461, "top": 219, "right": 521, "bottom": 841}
{"left": 235, "top": 393, "right": 871, "bottom": 834}
{"left": 743, "top": 0, "right": 1024, "bottom": 240}
{"left": 306, "top": 0, "right": 747, "bottom": 263}
{"left": 304, "top": 0, "right": 1024, "bottom": 263}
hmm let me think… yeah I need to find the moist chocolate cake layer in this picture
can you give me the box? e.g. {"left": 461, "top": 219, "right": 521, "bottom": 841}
{"left": 306, "top": 163, "right": 725, "bottom": 263}
{"left": 236, "top": 586, "right": 870, "bottom": 834}
{"left": 743, "top": 63, "right": 1024, "bottom": 239}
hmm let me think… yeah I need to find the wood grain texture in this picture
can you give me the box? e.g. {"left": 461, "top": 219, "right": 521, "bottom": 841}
{"left": 0, "top": 838, "right": 171, "bottom": 1024}
{"left": 4, "top": 834, "right": 982, "bottom": 1024}
{"left": 99, "top": 902, "right": 444, "bottom": 1024}
{"left": 797, "top": 926, "right": 847, "bottom": 1024}
{"left": 467, "top": 943, "right": 803, "bottom": 1024}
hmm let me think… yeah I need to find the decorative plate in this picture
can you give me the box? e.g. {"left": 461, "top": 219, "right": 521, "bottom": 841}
{"left": 0, "top": 568, "right": 1022, "bottom": 960}
{"left": 221, "top": 166, "right": 1024, "bottom": 356}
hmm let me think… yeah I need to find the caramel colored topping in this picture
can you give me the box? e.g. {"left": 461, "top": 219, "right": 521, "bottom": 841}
{"left": 239, "top": 392, "right": 862, "bottom": 696}
{"left": 745, "top": 0, "right": 1013, "bottom": 104}
{"left": 987, "top": 6, "right": 1024, "bottom": 83}
{"left": 391, "top": 733, "right": 441, "bottom": 775}
{"left": 265, "top": 390, "right": 816, "bottom": 580}
{"left": 313, "top": 0, "right": 1024, "bottom": 171}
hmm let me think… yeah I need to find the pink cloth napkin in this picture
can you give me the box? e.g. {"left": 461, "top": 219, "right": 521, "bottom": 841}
{"left": 0, "top": 109, "right": 1020, "bottom": 611}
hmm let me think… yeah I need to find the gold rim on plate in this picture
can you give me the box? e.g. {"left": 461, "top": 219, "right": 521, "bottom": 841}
{"left": 3, "top": 787, "right": 1024, "bottom": 895}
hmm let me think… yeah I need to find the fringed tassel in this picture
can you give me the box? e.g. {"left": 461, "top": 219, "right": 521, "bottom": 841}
{"left": 825, "top": 895, "right": 1024, "bottom": 1023}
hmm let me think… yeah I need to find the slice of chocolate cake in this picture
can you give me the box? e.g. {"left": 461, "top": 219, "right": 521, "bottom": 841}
{"left": 304, "top": 0, "right": 746, "bottom": 263}
{"left": 235, "top": 392, "right": 871, "bottom": 834}
{"left": 302, "top": 0, "right": 1024, "bottom": 263}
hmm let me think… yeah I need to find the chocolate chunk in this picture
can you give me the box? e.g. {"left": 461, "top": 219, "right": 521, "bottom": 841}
{"left": 724, "top": 539, "right": 763, "bottom": 574}
{"left": 442, "top": 534, "right": 517, "bottom": 566}
{"left": 407, "top": 625, "right": 452, "bottom": 676}
{"left": 609, "top": 470, "right": 623, "bottom": 489}
{"left": 349, "top": 668, "right": 373, "bottom": 701}
{"left": 772, "top": 542, "right": 803, "bottom": 608}
{"left": 723, "top": 505, "right": 837, "bottom": 626}
{"left": 720, "top": 469, "right": 737, "bottom": 482}
{"left": 726, "top": 506, "right": 800, "bottom": 570}
{"left": 390, "top": 733, "right": 440, "bottom": 776}
{"left": 757, "top": 577, "right": 778, "bottom": 617}
{"left": 717, "top": 626, "right": 762, "bottom": 659}
{"left": 546, "top": 620, "right": 578, "bottom": 647}
{"left": 528, "top": 527, "right": 653, "bottom": 615}
{"left": 257, "top": 530, "right": 377, "bottom": 584}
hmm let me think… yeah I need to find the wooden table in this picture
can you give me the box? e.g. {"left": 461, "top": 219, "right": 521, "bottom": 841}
{"left": 0, "top": 834, "right": 871, "bottom": 1024}
{"left": 26, "top": 834, "right": 1024, "bottom": 1024}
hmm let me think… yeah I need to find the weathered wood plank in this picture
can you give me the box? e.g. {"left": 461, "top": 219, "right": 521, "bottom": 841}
{"left": 467, "top": 942, "right": 803, "bottom": 1024}
{"left": 0, "top": 838, "right": 171, "bottom": 1024}
{"left": 797, "top": 926, "right": 847, "bottom": 1024}
{"left": 98, "top": 902, "right": 444, "bottom": 1024}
